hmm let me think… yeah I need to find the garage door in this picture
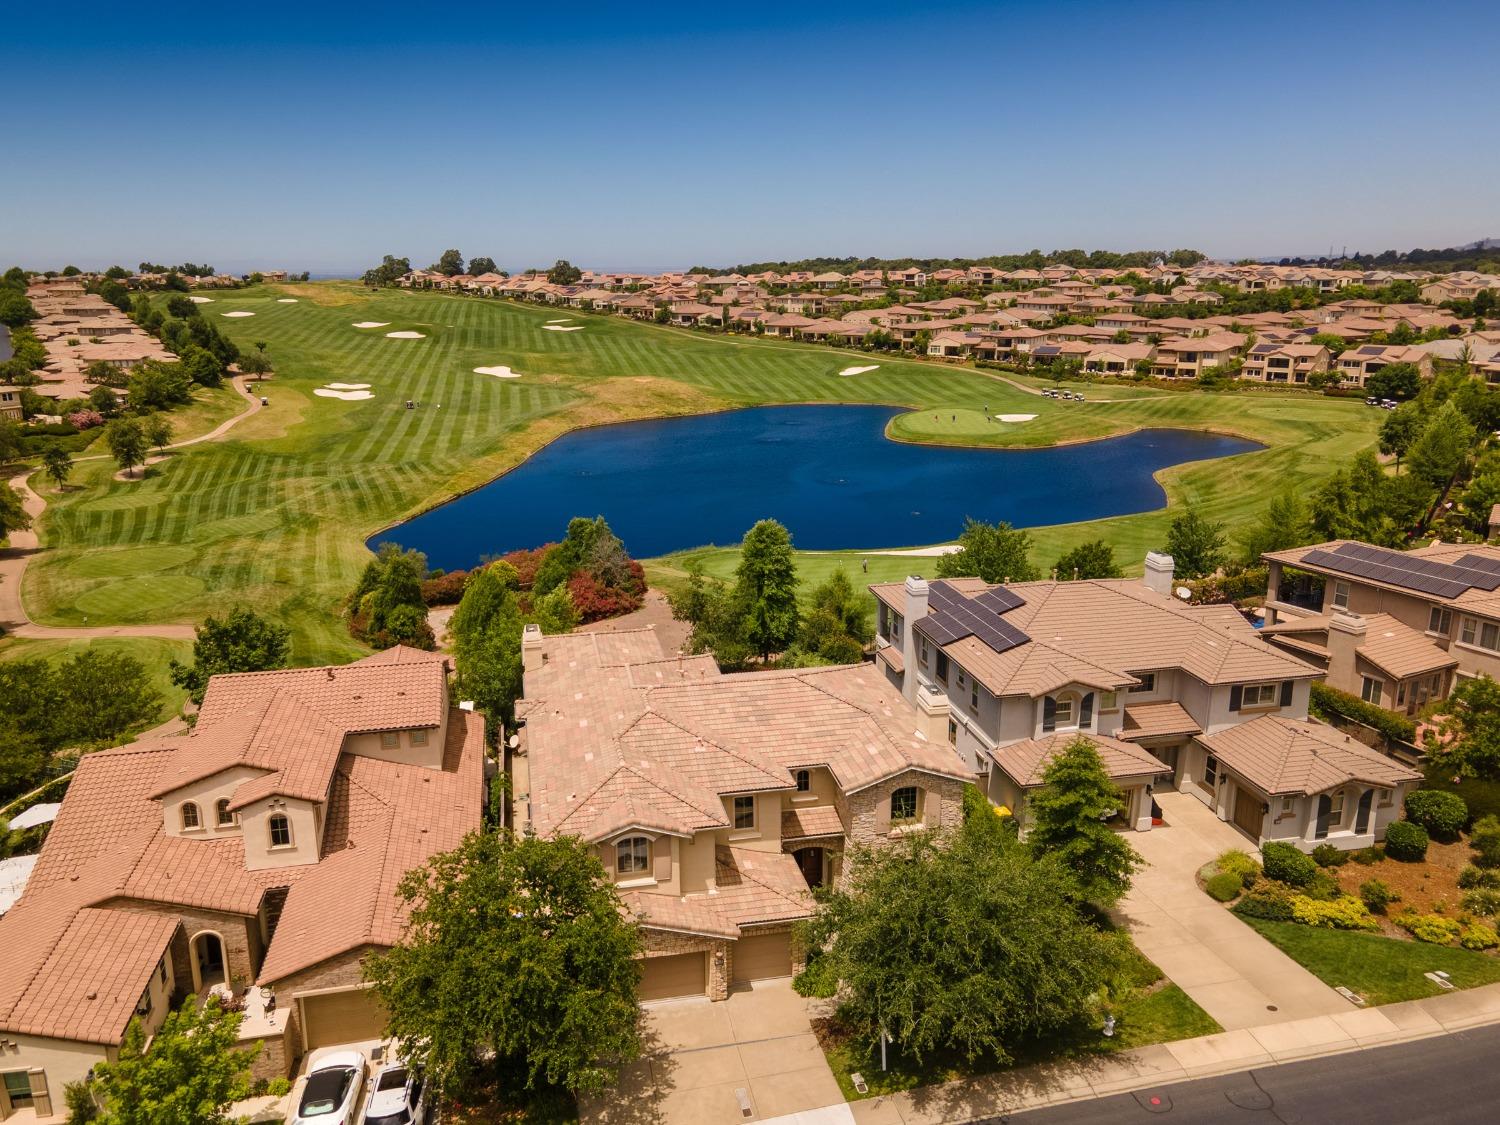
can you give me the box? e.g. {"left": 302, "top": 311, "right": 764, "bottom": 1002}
{"left": 301, "top": 988, "right": 388, "bottom": 1051}
{"left": 639, "top": 953, "right": 706, "bottom": 1002}
{"left": 732, "top": 932, "right": 792, "bottom": 985}
{"left": 1233, "top": 789, "right": 1265, "bottom": 839}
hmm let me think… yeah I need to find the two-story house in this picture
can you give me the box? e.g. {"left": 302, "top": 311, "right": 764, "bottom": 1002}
{"left": 1240, "top": 342, "right": 1330, "bottom": 385}
{"left": 0, "top": 648, "right": 483, "bottom": 1118}
{"left": 870, "top": 557, "right": 1414, "bottom": 852}
{"left": 512, "top": 625, "right": 971, "bottom": 1003}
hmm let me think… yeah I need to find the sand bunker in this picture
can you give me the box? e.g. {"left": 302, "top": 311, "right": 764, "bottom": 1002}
{"left": 542, "top": 325, "right": 583, "bottom": 332}
{"left": 314, "top": 388, "right": 374, "bottom": 401}
{"left": 326, "top": 382, "right": 371, "bottom": 390}
{"left": 276, "top": 298, "right": 298, "bottom": 304}
{"left": 996, "top": 414, "right": 1037, "bottom": 423}
{"left": 546, "top": 318, "right": 573, "bottom": 324}
{"left": 352, "top": 321, "right": 390, "bottom": 328}
{"left": 385, "top": 331, "right": 426, "bottom": 339}
{"left": 221, "top": 311, "right": 255, "bottom": 318}
{"left": 839, "top": 365, "right": 880, "bottom": 377}
{"left": 474, "top": 365, "right": 521, "bottom": 379}
{"left": 189, "top": 296, "right": 214, "bottom": 304}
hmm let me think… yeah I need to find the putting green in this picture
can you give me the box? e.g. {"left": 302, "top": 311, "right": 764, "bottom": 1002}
{"left": 67, "top": 545, "right": 197, "bottom": 579}
{"left": 74, "top": 575, "right": 207, "bottom": 620}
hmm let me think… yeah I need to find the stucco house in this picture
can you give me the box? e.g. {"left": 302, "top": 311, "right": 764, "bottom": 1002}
{"left": 0, "top": 648, "right": 483, "bottom": 1119}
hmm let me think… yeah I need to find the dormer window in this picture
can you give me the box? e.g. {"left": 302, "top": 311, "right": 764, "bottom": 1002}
{"left": 616, "top": 836, "right": 650, "bottom": 874}
{"left": 215, "top": 799, "right": 235, "bottom": 827}
{"left": 181, "top": 802, "right": 201, "bottom": 830}
{"left": 269, "top": 814, "right": 292, "bottom": 849}
{"left": 795, "top": 769, "right": 811, "bottom": 793}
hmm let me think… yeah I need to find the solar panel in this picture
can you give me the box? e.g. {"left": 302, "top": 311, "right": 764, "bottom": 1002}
{"left": 1357, "top": 345, "right": 1385, "bottom": 355}
{"left": 974, "top": 587, "right": 1026, "bottom": 614}
{"left": 1301, "top": 543, "right": 1499, "bottom": 599}
{"left": 915, "top": 581, "right": 1031, "bottom": 655}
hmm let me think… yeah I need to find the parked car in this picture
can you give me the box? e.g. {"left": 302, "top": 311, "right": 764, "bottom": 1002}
{"left": 292, "top": 1051, "right": 367, "bottom": 1125}
{"left": 362, "top": 1058, "right": 428, "bottom": 1125}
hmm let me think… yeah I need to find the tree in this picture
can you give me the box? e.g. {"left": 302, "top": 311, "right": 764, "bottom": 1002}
{"left": 790, "top": 568, "right": 870, "bottom": 665}
{"left": 433, "top": 249, "right": 465, "bottom": 277}
{"left": 362, "top": 255, "right": 412, "bottom": 287}
{"left": 1237, "top": 490, "right": 1315, "bottom": 564}
{"left": 365, "top": 831, "right": 642, "bottom": 1102}
{"left": 1163, "top": 506, "right": 1225, "bottom": 579}
{"left": 104, "top": 417, "right": 148, "bottom": 477}
{"left": 797, "top": 801, "right": 1119, "bottom": 1066}
{"left": 127, "top": 361, "right": 193, "bottom": 410}
{"left": 1025, "top": 738, "right": 1141, "bottom": 907}
{"left": 0, "top": 481, "right": 28, "bottom": 539}
{"left": 55, "top": 649, "right": 163, "bottom": 746}
{"left": 0, "top": 419, "right": 21, "bottom": 465}
{"left": 169, "top": 607, "right": 291, "bottom": 704}
{"left": 1378, "top": 406, "right": 1424, "bottom": 472}
{"left": 1406, "top": 399, "right": 1477, "bottom": 492}
{"left": 735, "top": 519, "right": 800, "bottom": 660}
{"left": 669, "top": 560, "right": 754, "bottom": 670}
{"left": 1426, "top": 675, "right": 1500, "bottom": 780}
{"left": 40, "top": 444, "right": 72, "bottom": 491}
{"left": 349, "top": 542, "right": 434, "bottom": 649}
{"left": 237, "top": 349, "right": 272, "bottom": 379}
{"left": 467, "top": 256, "right": 499, "bottom": 275}
{"left": 144, "top": 414, "right": 173, "bottom": 453}
{"left": 92, "top": 995, "right": 256, "bottom": 1125}
{"left": 935, "top": 518, "right": 1041, "bottom": 583}
{"left": 180, "top": 345, "right": 224, "bottom": 388}
{"left": 547, "top": 259, "right": 582, "bottom": 285}
{"left": 0, "top": 289, "right": 37, "bottom": 327}
{"left": 1364, "top": 362, "right": 1423, "bottom": 402}
{"left": 450, "top": 562, "right": 525, "bottom": 726}
{"left": 1053, "top": 540, "right": 1122, "bottom": 580}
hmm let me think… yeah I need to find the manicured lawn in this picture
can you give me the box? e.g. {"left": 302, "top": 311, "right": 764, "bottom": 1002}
{"left": 1242, "top": 918, "right": 1500, "bottom": 1005}
{"left": 21, "top": 282, "right": 1379, "bottom": 662}
{"left": 0, "top": 636, "right": 192, "bottom": 732}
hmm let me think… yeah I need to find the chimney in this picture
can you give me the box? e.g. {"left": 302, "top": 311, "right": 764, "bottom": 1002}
{"left": 1326, "top": 611, "right": 1367, "bottom": 683}
{"left": 1143, "top": 552, "right": 1175, "bottom": 597}
{"left": 900, "top": 576, "right": 929, "bottom": 706}
{"left": 521, "top": 623, "right": 545, "bottom": 674}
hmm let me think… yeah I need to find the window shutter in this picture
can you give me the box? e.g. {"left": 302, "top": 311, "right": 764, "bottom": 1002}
{"left": 1279, "top": 680, "right": 1293, "bottom": 708}
{"left": 1229, "top": 685, "right": 1243, "bottom": 712}
{"left": 1080, "top": 693, "right": 1095, "bottom": 727}
{"left": 28, "top": 1070, "right": 52, "bottom": 1118}
{"left": 1042, "top": 696, "right": 1057, "bottom": 733}
{"left": 653, "top": 838, "right": 672, "bottom": 882}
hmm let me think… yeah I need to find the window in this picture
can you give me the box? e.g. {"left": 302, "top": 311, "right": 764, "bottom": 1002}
{"left": 136, "top": 987, "right": 153, "bottom": 1017}
{"left": 947, "top": 717, "right": 958, "bottom": 745}
{"left": 1280, "top": 797, "right": 1296, "bottom": 815}
{"left": 1461, "top": 618, "right": 1500, "bottom": 652}
{"left": 890, "top": 786, "right": 919, "bottom": 823}
{"left": 1429, "top": 607, "right": 1452, "bottom": 636}
{"left": 180, "top": 802, "right": 201, "bottom": 830}
{"left": 215, "top": 799, "right": 235, "bottom": 826}
{"left": 970, "top": 680, "right": 980, "bottom": 713}
{"left": 795, "top": 769, "right": 811, "bottom": 793}
{"left": 410, "top": 729, "right": 429, "bottom": 747}
{"left": 935, "top": 652, "right": 950, "bottom": 681}
{"left": 1128, "top": 672, "right": 1156, "bottom": 694}
{"left": 268, "top": 814, "right": 292, "bottom": 849}
{"left": 1332, "top": 581, "right": 1350, "bottom": 609}
{"left": 732, "top": 795, "right": 756, "bottom": 830}
{"left": 1049, "top": 694, "right": 1076, "bottom": 730}
{"left": 615, "top": 836, "right": 650, "bottom": 874}
{"left": 1377, "top": 787, "right": 1394, "bottom": 807}
{"left": 1203, "top": 754, "right": 1219, "bottom": 788}
{"left": 160, "top": 959, "right": 168, "bottom": 985}
{"left": 1100, "top": 691, "right": 1119, "bottom": 711}
{"left": 380, "top": 731, "right": 400, "bottom": 749}
{"left": 1242, "top": 682, "right": 1280, "bottom": 708}
{"left": 3, "top": 1071, "right": 35, "bottom": 1110}
{"left": 1360, "top": 676, "right": 1384, "bottom": 705}
{"left": 1327, "top": 790, "right": 1345, "bottom": 820}
{"left": 918, "top": 636, "right": 928, "bottom": 666}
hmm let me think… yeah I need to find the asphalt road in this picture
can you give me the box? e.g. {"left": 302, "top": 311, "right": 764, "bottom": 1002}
{"left": 1002, "top": 1025, "right": 1500, "bottom": 1124}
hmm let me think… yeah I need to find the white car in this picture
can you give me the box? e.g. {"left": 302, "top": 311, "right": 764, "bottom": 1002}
{"left": 362, "top": 1058, "right": 428, "bottom": 1125}
{"left": 292, "top": 1050, "right": 366, "bottom": 1125}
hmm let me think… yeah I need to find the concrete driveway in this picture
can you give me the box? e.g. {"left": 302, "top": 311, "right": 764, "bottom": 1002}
{"left": 1118, "top": 790, "right": 1351, "bottom": 1029}
{"left": 583, "top": 980, "right": 850, "bottom": 1125}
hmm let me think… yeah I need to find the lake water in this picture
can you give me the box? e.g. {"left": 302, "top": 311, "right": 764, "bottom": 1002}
{"left": 370, "top": 405, "right": 1261, "bottom": 568}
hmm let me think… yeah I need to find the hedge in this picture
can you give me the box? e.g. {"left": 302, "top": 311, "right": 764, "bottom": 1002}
{"left": 1261, "top": 840, "right": 1317, "bottom": 887}
{"left": 1383, "top": 820, "right": 1429, "bottom": 861}
{"left": 1404, "top": 790, "right": 1468, "bottom": 840}
{"left": 1309, "top": 682, "right": 1417, "bottom": 745}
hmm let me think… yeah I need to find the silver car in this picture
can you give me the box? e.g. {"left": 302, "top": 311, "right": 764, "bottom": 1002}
{"left": 362, "top": 1059, "right": 428, "bottom": 1125}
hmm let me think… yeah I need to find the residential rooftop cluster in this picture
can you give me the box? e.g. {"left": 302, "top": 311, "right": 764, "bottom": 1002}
{"left": 12, "top": 278, "right": 176, "bottom": 403}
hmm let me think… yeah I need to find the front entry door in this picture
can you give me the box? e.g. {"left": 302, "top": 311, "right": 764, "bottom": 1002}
{"left": 793, "top": 847, "right": 825, "bottom": 888}
{"left": 1232, "top": 789, "right": 1265, "bottom": 839}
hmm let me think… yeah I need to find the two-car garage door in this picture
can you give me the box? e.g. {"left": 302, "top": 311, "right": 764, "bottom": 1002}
{"left": 639, "top": 952, "right": 707, "bottom": 1002}
{"left": 301, "top": 987, "right": 389, "bottom": 1052}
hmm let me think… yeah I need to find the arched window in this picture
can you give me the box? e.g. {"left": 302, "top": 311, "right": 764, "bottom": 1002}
{"left": 890, "top": 786, "right": 919, "bottom": 823}
{"left": 215, "top": 799, "right": 235, "bottom": 826}
{"left": 795, "top": 769, "right": 811, "bottom": 793}
{"left": 180, "top": 802, "right": 201, "bottom": 830}
{"left": 615, "top": 836, "right": 650, "bottom": 874}
{"left": 268, "top": 814, "right": 292, "bottom": 849}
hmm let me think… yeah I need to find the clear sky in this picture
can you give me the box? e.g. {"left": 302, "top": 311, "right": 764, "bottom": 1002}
{"left": 7, "top": 0, "right": 1497, "bottom": 275}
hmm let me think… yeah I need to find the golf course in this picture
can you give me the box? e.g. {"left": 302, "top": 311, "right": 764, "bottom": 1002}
{"left": 11, "top": 282, "right": 1382, "bottom": 664}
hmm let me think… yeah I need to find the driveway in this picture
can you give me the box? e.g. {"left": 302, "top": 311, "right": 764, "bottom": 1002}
{"left": 583, "top": 981, "right": 850, "bottom": 1125}
{"left": 1117, "top": 790, "right": 1350, "bottom": 1030}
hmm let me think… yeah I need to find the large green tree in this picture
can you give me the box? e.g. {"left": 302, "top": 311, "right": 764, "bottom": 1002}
{"left": 797, "top": 799, "right": 1120, "bottom": 1065}
{"left": 92, "top": 996, "right": 255, "bottom": 1125}
{"left": 365, "top": 831, "right": 643, "bottom": 1103}
{"left": 547, "top": 259, "right": 582, "bottom": 285}
{"left": 104, "top": 417, "right": 148, "bottom": 478}
{"left": 1426, "top": 675, "right": 1500, "bottom": 780}
{"left": 450, "top": 561, "right": 526, "bottom": 727}
{"left": 1237, "top": 490, "right": 1315, "bottom": 565}
{"left": 1025, "top": 737, "right": 1141, "bottom": 907}
{"left": 1053, "top": 539, "right": 1122, "bottom": 580}
{"left": 1378, "top": 407, "right": 1423, "bottom": 472}
{"left": 1364, "top": 362, "right": 1423, "bottom": 402}
{"left": 169, "top": 607, "right": 292, "bottom": 704}
{"left": 349, "top": 542, "right": 434, "bottom": 649}
{"left": 735, "top": 519, "right": 800, "bottom": 660}
{"left": 1163, "top": 506, "right": 1226, "bottom": 579}
{"left": 0, "top": 480, "right": 31, "bottom": 535}
{"left": 433, "top": 249, "right": 466, "bottom": 276}
{"left": 1406, "top": 399, "right": 1477, "bottom": 493}
{"left": 935, "top": 518, "right": 1041, "bottom": 583}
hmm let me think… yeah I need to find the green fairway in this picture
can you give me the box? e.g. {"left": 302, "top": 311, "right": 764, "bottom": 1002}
{"left": 19, "top": 283, "right": 1380, "bottom": 662}
{"left": 0, "top": 636, "right": 192, "bottom": 733}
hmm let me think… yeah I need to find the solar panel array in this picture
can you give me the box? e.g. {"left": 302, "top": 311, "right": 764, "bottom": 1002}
{"left": 1300, "top": 542, "right": 1500, "bottom": 600}
{"left": 915, "top": 581, "right": 1030, "bottom": 654}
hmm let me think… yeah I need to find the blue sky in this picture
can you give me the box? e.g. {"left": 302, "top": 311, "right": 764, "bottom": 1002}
{"left": 6, "top": 0, "right": 1497, "bottom": 274}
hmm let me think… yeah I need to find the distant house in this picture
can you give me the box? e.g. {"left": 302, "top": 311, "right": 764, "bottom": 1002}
{"left": 1334, "top": 344, "right": 1433, "bottom": 388}
{"left": 0, "top": 385, "right": 22, "bottom": 421}
{"left": 1241, "top": 342, "right": 1330, "bottom": 385}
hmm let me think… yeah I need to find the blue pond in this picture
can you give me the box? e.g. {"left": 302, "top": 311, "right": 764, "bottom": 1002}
{"left": 370, "top": 405, "right": 1260, "bottom": 569}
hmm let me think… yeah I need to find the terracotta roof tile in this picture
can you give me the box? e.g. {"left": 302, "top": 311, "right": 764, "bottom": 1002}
{"left": 781, "top": 805, "right": 846, "bottom": 841}
{"left": 1121, "top": 701, "right": 1203, "bottom": 741}
{"left": 987, "top": 733, "right": 1172, "bottom": 788}
{"left": 1199, "top": 716, "right": 1421, "bottom": 797}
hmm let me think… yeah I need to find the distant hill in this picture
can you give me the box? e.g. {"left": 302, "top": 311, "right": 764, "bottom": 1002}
{"left": 1271, "top": 238, "right": 1500, "bottom": 273}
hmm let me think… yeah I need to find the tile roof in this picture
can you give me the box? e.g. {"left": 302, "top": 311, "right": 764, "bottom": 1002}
{"left": 781, "top": 805, "right": 846, "bottom": 842}
{"left": 1121, "top": 701, "right": 1203, "bottom": 741}
{"left": 1267, "top": 539, "right": 1500, "bottom": 618}
{"left": 619, "top": 847, "right": 813, "bottom": 939}
{"left": 987, "top": 733, "right": 1172, "bottom": 788}
{"left": 1199, "top": 716, "right": 1421, "bottom": 797}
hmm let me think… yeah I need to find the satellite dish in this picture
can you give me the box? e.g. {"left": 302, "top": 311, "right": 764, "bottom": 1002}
{"left": 1175, "top": 586, "right": 1193, "bottom": 601}
{"left": 507, "top": 734, "right": 520, "bottom": 749}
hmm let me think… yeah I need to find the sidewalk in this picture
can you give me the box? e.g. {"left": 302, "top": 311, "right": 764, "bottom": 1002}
{"left": 1118, "top": 790, "right": 1349, "bottom": 1028}
{"left": 846, "top": 978, "right": 1500, "bottom": 1124}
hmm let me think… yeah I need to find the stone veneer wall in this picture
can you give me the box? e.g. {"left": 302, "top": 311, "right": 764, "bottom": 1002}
{"left": 266, "top": 945, "right": 377, "bottom": 1065}
{"left": 641, "top": 929, "right": 730, "bottom": 1001}
{"left": 843, "top": 773, "right": 967, "bottom": 850}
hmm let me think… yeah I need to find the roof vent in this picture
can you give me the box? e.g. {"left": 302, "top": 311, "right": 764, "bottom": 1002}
{"left": 326, "top": 668, "right": 336, "bottom": 680}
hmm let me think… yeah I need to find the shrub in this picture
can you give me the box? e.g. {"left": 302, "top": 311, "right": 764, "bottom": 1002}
{"left": 1312, "top": 843, "right": 1349, "bottom": 868}
{"left": 1351, "top": 846, "right": 1385, "bottom": 865}
{"left": 1360, "top": 879, "right": 1399, "bottom": 914}
{"left": 1397, "top": 911, "right": 1462, "bottom": 945}
{"left": 1461, "top": 923, "right": 1500, "bottom": 951}
{"left": 1459, "top": 865, "right": 1500, "bottom": 890}
{"left": 1261, "top": 841, "right": 1317, "bottom": 887}
{"left": 1404, "top": 789, "right": 1468, "bottom": 840}
{"left": 1291, "top": 894, "right": 1380, "bottom": 931}
{"left": 419, "top": 568, "right": 470, "bottom": 606}
{"left": 1233, "top": 884, "right": 1296, "bottom": 921}
{"left": 1206, "top": 872, "right": 1243, "bottom": 902}
{"left": 1383, "top": 820, "right": 1429, "bottom": 862}
{"left": 1472, "top": 815, "right": 1500, "bottom": 869}
{"left": 1216, "top": 849, "right": 1261, "bottom": 888}
{"left": 1309, "top": 681, "right": 1417, "bottom": 744}
{"left": 266, "top": 1076, "right": 292, "bottom": 1097}
{"left": 64, "top": 1080, "right": 98, "bottom": 1123}
{"left": 67, "top": 409, "right": 105, "bottom": 429}
{"left": 1461, "top": 888, "right": 1500, "bottom": 917}
{"left": 1305, "top": 870, "right": 1344, "bottom": 901}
